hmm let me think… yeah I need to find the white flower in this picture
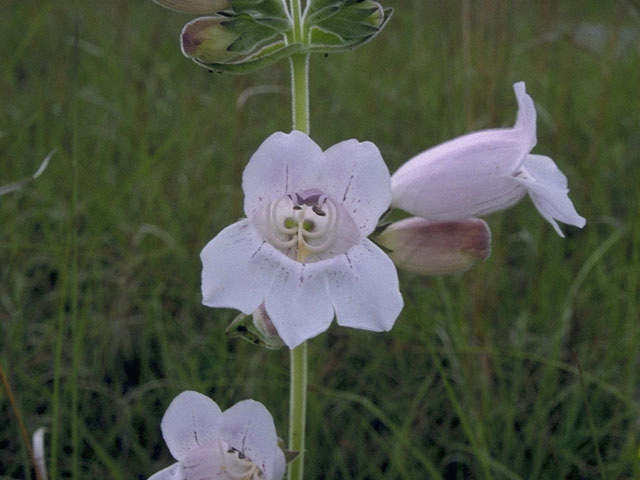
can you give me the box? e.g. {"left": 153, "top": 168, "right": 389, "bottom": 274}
{"left": 390, "top": 82, "right": 586, "bottom": 237}
{"left": 148, "top": 391, "right": 285, "bottom": 480}
{"left": 200, "top": 131, "right": 403, "bottom": 349}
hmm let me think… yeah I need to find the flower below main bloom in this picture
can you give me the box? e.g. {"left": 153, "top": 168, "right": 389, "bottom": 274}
{"left": 201, "top": 131, "right": 403, "bottom": 348}
{"left": 391, "top": 82, "right": 585, "bottom": 237}
{"left": 148, "top": 391, "right": 285, "bottom": 480}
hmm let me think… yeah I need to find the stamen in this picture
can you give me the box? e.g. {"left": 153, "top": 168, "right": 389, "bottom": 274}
{"left": 264, "top": 192, "right": 340, "bottom": 261}
{"left": 218, "top": 440, "right": 261, "bottom": 480}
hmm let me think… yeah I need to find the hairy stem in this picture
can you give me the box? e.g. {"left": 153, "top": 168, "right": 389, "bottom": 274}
{"left": 288, "top": 3, "right": 310, "bottom": 479}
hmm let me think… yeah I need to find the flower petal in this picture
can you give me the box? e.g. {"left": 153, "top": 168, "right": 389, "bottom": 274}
{"left": 377, "top": 217, "right": 491, "bottom": 275}
{"left": 327, "top": 240, "right": 403, "bottom": 331}
{"left": 513, "top": 82, "right": 537, "bottom": 152}
{"left": 264, "top": 257, "right": 334, "bottom": 349}
{"left": 272, "top": 449, "right": 286, "bottom": 480}
{"left": 516, "top": 154, "right": 586, "bottom": 237}
{"left": 390, "top": 127, "right": 531, "bottom": 220}
{"left": 152, "top": 0, "right": 230, "bottom": 13}
{"left": 180, "top": 445, "right": 225, "bottom": 479}
{"left": 243, "top": 131, "right": 325, "bottom": 220}
{"left": 161, "top": 391, "right": 222, "bottom": 461}
{"left": 320, "top": 139, "right": 392, "bottom": 236}
{"left": 222, "top": 399, "right": 281, "bottom": 480}
{"left": 201, "top": 220, "right": 279, "bottom": 314}
{"left": 148, "top": 463, "right": 184, "bottom": 480}
{"left": 391, "top": 82, "right": 537, "bottom": 221}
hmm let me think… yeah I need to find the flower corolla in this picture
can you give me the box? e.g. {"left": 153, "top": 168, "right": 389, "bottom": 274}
{"left": 391, "top": 82, "right": 585, "bottom": 237}
{"left": 148, "top": 391, "right": 285, "bottom": 480}
{"left": 201, "top": 131, "right": 403, "bottom": 349}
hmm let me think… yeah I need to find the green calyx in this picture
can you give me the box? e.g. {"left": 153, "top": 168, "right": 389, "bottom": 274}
{"left": 177, "top": 0, "right": 392, "bottom": 74}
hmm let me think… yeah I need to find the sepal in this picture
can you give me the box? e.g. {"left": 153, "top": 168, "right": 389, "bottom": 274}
{"left": 277, "top": 437, "right": 299, "bottom": 464}
{"left": 225, "top": 307, "right": 285, "bottom": 350}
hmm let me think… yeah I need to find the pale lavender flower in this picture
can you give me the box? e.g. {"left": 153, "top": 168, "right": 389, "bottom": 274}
{"left": 148, "top": 391, "right": 285, "bottom": 480}
{"left": 200, "top": 131, "right": 403, "bottom": 349}
{"left": 391, "top": 82, "right": 585, "bottom": 237}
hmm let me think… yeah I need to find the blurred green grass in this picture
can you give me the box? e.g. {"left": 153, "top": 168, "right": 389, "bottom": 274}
{"left": 1, "top": 0, "right": 639, "bottom": 478}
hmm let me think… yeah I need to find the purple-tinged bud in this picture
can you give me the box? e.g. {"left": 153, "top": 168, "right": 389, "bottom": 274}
{"left": 152, "top": 0, "right": 231, "bottom": 14}
{"left": 180, "top": 16, "right": 239, "bottom": 63}
{"left": 377, "top": 217, "right": 491, "bottom": 275}
{"left": 253, "top": 304, "right": 285, "bottom": 350}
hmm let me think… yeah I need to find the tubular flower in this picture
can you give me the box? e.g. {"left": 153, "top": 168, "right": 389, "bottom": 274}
{"left": 201, "top": 131, "right": 403, "bottom": 349}
{"left": 391, "top": 82, "right": 586, "bottom": 237}
{"left": 148, "top": 391, "right": 285, "bottom": 480}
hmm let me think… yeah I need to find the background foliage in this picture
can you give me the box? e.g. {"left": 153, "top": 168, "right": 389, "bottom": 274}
{"left": 1, "top": 0, "right": 639, "bottom": 478}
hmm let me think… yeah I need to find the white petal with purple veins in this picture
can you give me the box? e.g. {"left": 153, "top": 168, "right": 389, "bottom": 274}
{"left": 201, "top": 220, "right": 279, "bottom": 314}
{"left": 243, "top": 131, "right": 325, "bottom": 219}
{"left": 222, "top": 400, "right": 280, "bottom": 480}
{"left": 264, "top": 258, "right": 334, "bottom": 348}
{"left": 327, "top": 240, "right": 403, "bottom": 331}
{"left": 161, "top": 391, "right": 222, "bottom": 461}
{"left": 321, "top": 139, "right": 392, "bottom": 236}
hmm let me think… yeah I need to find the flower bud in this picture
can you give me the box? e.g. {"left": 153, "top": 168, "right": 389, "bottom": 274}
{"left": 377, "top": 217, "right": 491, "bottom": 275}
{"left": 180, "top": 16, "right": 239, "bottom": 63}
{"left": 152, "top": 0, "right": 231, "bottom": 13}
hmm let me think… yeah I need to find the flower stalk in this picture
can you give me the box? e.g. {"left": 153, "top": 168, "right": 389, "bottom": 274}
{"left": 288, "top": 342, "right": 308, "bottom": 480}
{"left": 289, "top": 3, "right": 309, "bottom": 480}
{"left": 290, "top": 53, "right": 310, "bottom": 134}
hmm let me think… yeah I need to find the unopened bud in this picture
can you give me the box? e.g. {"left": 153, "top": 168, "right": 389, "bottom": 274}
{"left": 180, "top": 16, "right": 239, "bottom": 63}
{"left": 377, "top": 217, "right": 491, "bottom": 275}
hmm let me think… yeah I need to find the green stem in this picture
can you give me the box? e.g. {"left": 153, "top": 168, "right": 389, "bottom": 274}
{"left": 290, "top": 53, "right": 310, "bottom": 133}
{"left": 288, "top": 4, "right": 310, "bottom": 480}
{"left": 288, "top": 342, "right": 308, "bottom": 480}
{"left": 290, "top": 0, "right": 303, "bottom": 44}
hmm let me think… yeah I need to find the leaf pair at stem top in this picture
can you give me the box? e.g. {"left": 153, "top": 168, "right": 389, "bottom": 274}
{"left": 153, "top": 0, "right": 393, "bottom": 73}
